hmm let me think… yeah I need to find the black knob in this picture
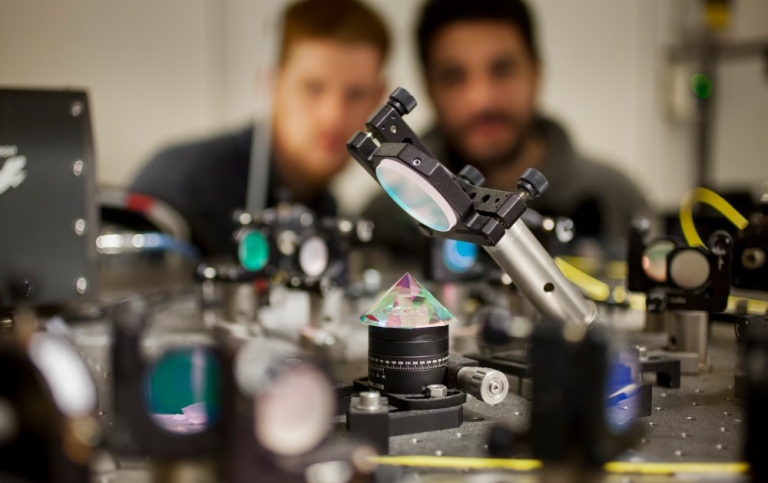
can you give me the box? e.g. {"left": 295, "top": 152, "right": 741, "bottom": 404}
{"left": 517, "top": 168, "right": 549, "bottom": 199}
{"left": 388, "top": 87, "right": 417, "bottom": 115}
{"left": 458, "top": 165, "right": 486, "bottom": 187}
{"left": 479, "top": 308, "right": 514, "bottom": 346}
{"left": 736, "top": 315, "right": 768, "bottom": 343}
{"left": 646, "top": 290, "right": 668, "bottom": 313}
{"left": 487, "top": 425, "right": 519, "bottom": 458}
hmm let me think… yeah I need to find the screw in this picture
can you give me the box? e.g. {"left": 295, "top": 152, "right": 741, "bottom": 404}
{"left": 75, "top": 277, "right": 88, "bottom": 294}
{"left": 686, "top": 416, "right": 696, "bottom": 421}
{"left": 74, "top": 218, "right": 86, "bottom": 236}
{"left": 390, "top": 125, "right": 397, "bottom": 133}
{"left": 413, "top": 158, "right": 421, "bottom": 166}
{"left": 426, "top": 384, "right": 448, "bottom": 398}
{"left": 357, "top": 391, "right": 381, "bottom": 411}
{"left": 72, "top": 159, "right": 84, "bottom": 176}
{"left": 716, "top": 444, "right": 725, "bottom": 450}
{"left": 70, "top": 101, "right": 83, "bottom": 117}
{"left": 674, "top": 450, "right": 683, "bottom": 457}
{"left": 238, "top": 212, "right": 253, "bottom": 225}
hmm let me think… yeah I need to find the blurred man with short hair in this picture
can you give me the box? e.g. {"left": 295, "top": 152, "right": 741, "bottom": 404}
{"left": 132, "top": 0, "right": 389, "bottom": 257}
{"left": 365, "top": 0, "right": 647, "bottom": 252}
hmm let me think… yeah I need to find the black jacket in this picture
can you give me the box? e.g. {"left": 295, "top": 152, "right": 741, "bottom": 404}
{"left": 130, "top": 125, "right": 337, "bottom": 257}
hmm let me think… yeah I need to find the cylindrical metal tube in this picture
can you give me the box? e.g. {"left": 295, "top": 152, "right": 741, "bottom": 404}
{"left": 666, "top": 310, "right": 709, "bottom": 367}
{"left": 456, "top": 367, "right": 509, "bottom": 405}
{"left": 484, "top": 221, "right": 597, "bottom": 327}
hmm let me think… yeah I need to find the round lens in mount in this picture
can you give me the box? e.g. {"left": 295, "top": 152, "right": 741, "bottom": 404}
{"left": 375, "top": 158, "right": 457, "bottom": 232}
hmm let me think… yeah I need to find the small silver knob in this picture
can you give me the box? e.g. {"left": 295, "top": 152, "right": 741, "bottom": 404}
{"left": 457, "top": 367, "right": 509, "bottom": 405}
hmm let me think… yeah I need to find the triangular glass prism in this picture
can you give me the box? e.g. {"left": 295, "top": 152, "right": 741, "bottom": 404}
{"left": 360, "top": 272, "right": 456, "bottom": 328}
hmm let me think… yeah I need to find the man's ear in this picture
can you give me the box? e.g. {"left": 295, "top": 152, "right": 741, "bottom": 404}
{"left": 255, "top": 66, "right": 278, "bottom": 97}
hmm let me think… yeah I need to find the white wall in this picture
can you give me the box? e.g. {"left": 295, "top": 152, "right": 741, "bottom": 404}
{"left": 2, "top": 0, "right": 767, "bottom": 215}
{"left": 0, "top": 0, "right": 226, "bottom": 185}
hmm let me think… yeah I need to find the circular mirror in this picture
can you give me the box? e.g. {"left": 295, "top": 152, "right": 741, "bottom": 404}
{"left": 298, "top": 236, "right": 329, "bottom": 278}
{"left": 239, "top": 230, "right": 270, "bottom": 272}
{"left": 641, "top": 240, "right": 676, "bottom": 282}
{"left": 376, "top": 158, "right": 457, "bottom": 232}
{"left": 28, "top": 333, "right": 97, "bottom": 417}
{"left": 669, "top": 249, "right": 710, "bottom": 290}
{"left": 144, "top": 347, "right": 219, "bottom": 434}
{"left": 235, "top": 339, "right": 334, "bottom": 456}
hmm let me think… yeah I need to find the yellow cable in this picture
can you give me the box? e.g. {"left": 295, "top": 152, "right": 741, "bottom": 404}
{"left": 679, "top": 187, "right": 749, "bottom": 247}
{"left": 729, "top": 296, "right": 768, "bottom": 315}
{"left": 556, "top": 255, "right": 768, "bottom": 314}
{"left": 370, "top": 456, "right": 749, "bottom": 476}
{"left": 554, "top": 257, "right": 611, "bottom": 302}
{"left": 605, "top": 461, "right": 748, "bottom": 475}
{"left": 370, "top": 456, "right": 541, "bottom": 471}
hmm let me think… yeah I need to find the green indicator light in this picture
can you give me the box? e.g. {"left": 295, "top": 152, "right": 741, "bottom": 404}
{"left": 239, "top": 230, "right": 270, "bottom": 271}
{"left": 691, "top": 74, "right": 712, "bottom": 99}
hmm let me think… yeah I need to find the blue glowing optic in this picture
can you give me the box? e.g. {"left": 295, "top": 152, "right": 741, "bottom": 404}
{"left": 442, "top": 240, "right": 479, "bottom": 273}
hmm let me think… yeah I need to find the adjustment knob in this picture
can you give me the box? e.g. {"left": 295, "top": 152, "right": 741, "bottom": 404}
{"left": 517, "top": 168, "right": 549, "bottom": 200}
{"left": 646, "top": 289, "right": 668, "bottom": 313}
{"left": 458, "top": 165, "right": 485, "bottom": 187}
{"left": 388, "top": 87, "right": 417, "bottom": 115}
{"left": 457, "top": 367, "right": 509, "bottom": 405}
{"left": 487, "top": 425, "right": 518, "bottom": 458}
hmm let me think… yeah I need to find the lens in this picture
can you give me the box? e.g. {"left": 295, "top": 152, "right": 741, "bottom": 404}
{"left": 298, "top": 235, "right": 329, "bottom": 278}
{"left": 367, "top": 325, "right": 449, "bottom": 394}
{"left": 376, "top": 158, "right": 457, "bottom": 232}
{"left": 144, "top": 347, "right": 219, "bottom": 434}
{"left": 254, "top": 360, "right": 335, "bottom": 456}
{"left": 27, "top": 333, "right": 97, "bottom": 417}
{"left": 442, "top": 240, "right": 478, "bottom": 274}
{"left": 641, "top": 240, "right": 676, "bottom": 282}
{"left": 235, "top": 339, "right": 335, "bottom": 456}
{"left": 239, "top": 230, "right": 270, "bottom": 272}
{"left": 669, "top": 249, "right": 710, "bottom": 290}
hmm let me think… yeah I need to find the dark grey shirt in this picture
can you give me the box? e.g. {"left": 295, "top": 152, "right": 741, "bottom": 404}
{"left": 363, "top": 115, "right": 648, "bottom": 252}
{"left": 130, "top": 125, "right": 337, "bottom": 257}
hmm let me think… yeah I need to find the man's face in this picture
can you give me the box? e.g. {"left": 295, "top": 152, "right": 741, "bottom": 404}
{"left": 272, "top": 39, "right": 384, "bottom": 186}
{"left": 426, "top": 21, "right": 540, "bottom": 166}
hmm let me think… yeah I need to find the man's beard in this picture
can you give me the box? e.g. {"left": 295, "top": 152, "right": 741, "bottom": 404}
{"left": 443, "top": 110, "right": 533, "bottom": 170}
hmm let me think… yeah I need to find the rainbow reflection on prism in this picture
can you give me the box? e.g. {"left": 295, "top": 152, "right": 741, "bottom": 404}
{"left": 360, "top": 272, "right": 457, "bottom": 329}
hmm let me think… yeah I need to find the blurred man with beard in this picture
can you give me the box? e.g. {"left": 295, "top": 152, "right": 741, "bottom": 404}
{"left": 131, "top": 0, "right": 388, "bottom": 257}
{"left": 364, "top": 0, "right": 647, "bottom": 255}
